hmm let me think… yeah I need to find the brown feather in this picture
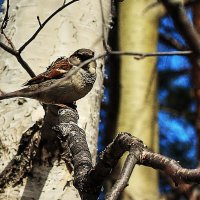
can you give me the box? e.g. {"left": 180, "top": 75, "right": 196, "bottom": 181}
{"left": 24, "top": 57, "right": 73, "bottom": 86}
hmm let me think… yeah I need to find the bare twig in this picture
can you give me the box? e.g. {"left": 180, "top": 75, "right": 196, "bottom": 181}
{"left": 18, "top": 0, "right": 79, "bottom": 53}
{"left": 16, "top": 54, "right": 36, "bottom": 77}
{"left": 110, "top": 50, "right": 192, "bottom": 59}
{"left": 0, "top": 0, "right": 193, "bottom": 84}
{"left": 0, "top": 41, "right": 17, "bottom": 56}
{"left": 161, "top": 0, "right": 200, "bottom": 56}
{"left": 0, "top": 1, "right": 193, "bottom": 96}
{"left": 0, "top": 0, "right": 78, "bottom": 77}
{"left": 19, "top": 49, "right": 192, "bottom": 98}
{"left": 1, "top": 0, "right": 9, "bottom": 33}
{"left": 2, "top": 32, "right": 16, "bottom": 50}
{"left": 99, "top": 0, "right": 111, "bottom": 52}
{"left": 143, "top": 1, "right": 160, "bottom": 14}
{"left": 0, "top": 0, "right": 36, "bottom": 77}
{"left": 159, "top": 33, "right": 188, "bottom": 51}
{"left": 37, "top": 16, "right": 42, "bottom": 28}
{"left": 0, "top": 39, "right": 36, "bottom": 77}
{"left": 0, "top": 0, "right": 79, "bottom": 78}
{"left": 0, "top": 0, "right": 16, "bottom": 50}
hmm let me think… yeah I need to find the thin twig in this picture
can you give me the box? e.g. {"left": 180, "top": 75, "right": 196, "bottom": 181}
{"left": 142, "top": 1, "right": 160, "bottom": 14}
{"left": 1, "top": 0, "right": 9, "bottom": 33}
{"left": 17, "top": 52, "right": 107, "bottom": 96}
{"left": 17, "top": 49, "right": 193, "bottom": 96}
{"left": 159, "top": 34, "right": 188, "bottom": 51}
{"left": 0, "top": 0, "right": 79, "bottom": 78}
{"left": 18, "top": 0, "right": 79, "bottom": 53}
{"left": 37, "top": 16, "right": 42, "bottom": 27}
{"left": 99, "top": 0, "right": 111, "bottom": 52}
{"left": 0, "top": 0, "right": 193, "bottom": 82}
{"left": 110, "top": 50, "right": 192, "bottom": 59}
{"left": 161, "top": 0, "right": 200, "bottom": 55}
{"left": 16, "top": 54, "right": 36, "bottom": 77}
{"left": 0, "top": 42, "right": 35, "bottom": 77}
{"left": 2, "top": 32, "right": 16, "bottom": 50}
{"left": 0, "top": 0, "right": 15, "bottom": 50}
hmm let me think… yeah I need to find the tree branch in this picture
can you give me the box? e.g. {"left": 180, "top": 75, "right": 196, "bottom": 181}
{"left": 105, "top": 146, "right": 142, "bottom": 200}
{"left": 18, "top": 0, "right": 79, "bottom": 53}
{"left": 1, "top": 0, "right": 10, "bottom": 33}
{"left": 140, "top": 150, "right": 200, "bottom": 185}
{"left": 110, "top": 50, "right": 192, "bottom": 59}
{"left": 0, "top": 41, "right": 17, "bottom": 56}
{"left": 0, "top": 0, "right": 79, "bottom": 78}
{"left": 159, "top": 33, "right": 188, "bottom": 51}
{"left": 55, "top": 112, "right": 200, "bottom": 200}
{"left": 54, "top": 106, "right": 95, "bottom": 200}
{"left": 161, "top": 0, "right": 200, "bottom": 56}
{"left": 15, "top": 54, "right": 36, "bottom": 77}
{"left": 2, "top": 105, "right": 200, "bottom": 199}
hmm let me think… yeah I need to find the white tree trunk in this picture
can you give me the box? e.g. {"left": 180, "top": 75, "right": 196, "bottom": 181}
{"left": 117, "top": 0, "right": 163, "bottom": 199}
{"left": 0, "top": 0, "right": 111, "bottom": 199}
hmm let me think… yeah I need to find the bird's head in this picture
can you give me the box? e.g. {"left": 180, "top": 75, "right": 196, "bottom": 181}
{"left": 69, "top": 48, "right": 95, "bottom": 66}
{"left": 69, "top": 49, "right": 96, "bottom": 75}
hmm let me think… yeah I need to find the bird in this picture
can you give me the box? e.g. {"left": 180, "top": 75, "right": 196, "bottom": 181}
{"left": 0, "top": 48, "right": 97, "bottom": 105}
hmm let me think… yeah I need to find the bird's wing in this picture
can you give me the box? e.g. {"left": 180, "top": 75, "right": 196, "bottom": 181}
{"left": 24, "top": 57, "right": 73, "bottom": 86}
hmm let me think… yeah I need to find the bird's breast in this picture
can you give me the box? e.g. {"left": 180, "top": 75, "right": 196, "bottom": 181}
{"left": 35, "top": 70, "right": 96, "bottom": 104}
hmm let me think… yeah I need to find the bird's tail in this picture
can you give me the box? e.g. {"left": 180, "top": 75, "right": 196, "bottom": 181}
{"left": 0, "top": 88, "right": 32, "bottom": 101}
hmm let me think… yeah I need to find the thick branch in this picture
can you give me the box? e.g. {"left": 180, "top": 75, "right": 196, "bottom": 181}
{"left": 140, "top": 150, "right": 200, "bottom": 185}
{"left": 105, "top": 146, "right": 142, "bottom": 200}
{"left": 54, "top": 107, "right": 94, "bottom": 199}
{"left": 5, "top": 108, "right": 200, "bottom": 200}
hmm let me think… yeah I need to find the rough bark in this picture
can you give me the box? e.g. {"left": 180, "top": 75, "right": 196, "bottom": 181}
{"left": 117, "top": 0, "right": 162, "bottom": 199}
{"left": 0, "top": 0, "right": 111, "bottom": 199}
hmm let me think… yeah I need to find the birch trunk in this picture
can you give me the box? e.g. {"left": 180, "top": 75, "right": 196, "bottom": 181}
{"left": 0, "top": 0, "right": 111, "bottom": 199}
{"left": 117, "top": 0, "right": 163, "bottom": 199}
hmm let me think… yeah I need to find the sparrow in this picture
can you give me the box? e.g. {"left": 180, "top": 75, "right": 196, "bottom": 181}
{"left": 0, "top": 48, "right": 97, "bottom": 105}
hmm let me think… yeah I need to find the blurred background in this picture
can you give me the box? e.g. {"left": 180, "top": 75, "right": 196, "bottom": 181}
{"left": 0, "top": 0, "right": 199, "bottom": 200}
{"left": 98, "top": 3, "right": 198, "bottom": 200}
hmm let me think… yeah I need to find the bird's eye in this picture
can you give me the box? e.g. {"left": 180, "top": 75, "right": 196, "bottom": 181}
{"left": 82, "top": 64, "right": 89, "bottom": 70}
